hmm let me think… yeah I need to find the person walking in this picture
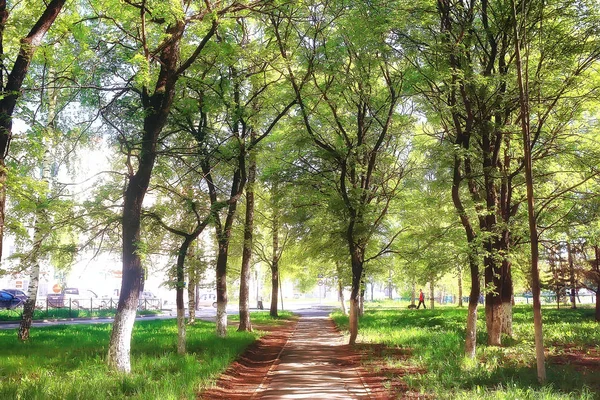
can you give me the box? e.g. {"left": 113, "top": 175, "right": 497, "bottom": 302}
{"left": 417, "top": 289, "right": 426, "bottom": 309}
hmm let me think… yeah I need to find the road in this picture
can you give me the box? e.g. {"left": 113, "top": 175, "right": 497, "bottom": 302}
{"left": 0, "top": 302, "right": 337, "bottom": 330}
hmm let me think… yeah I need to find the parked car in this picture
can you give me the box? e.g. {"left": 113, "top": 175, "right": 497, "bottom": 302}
{"left": 0, "top": 290, "right": 24, "bottom": 309}
{"left": 47, "top": 288, "right": 99, "bottom": 309}
{"left": 2, "top": 288, "right": 28, "bottom": 302}
{"left": 197, "top": 293, "right": 217, "bottom": 308}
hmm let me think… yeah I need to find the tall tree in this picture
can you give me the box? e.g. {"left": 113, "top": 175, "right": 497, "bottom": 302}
{"left": 271, "top": 0, "right": 413, "bottom": 344}
{"left": 0, "top": 0, "right": 67, "bottom": 262}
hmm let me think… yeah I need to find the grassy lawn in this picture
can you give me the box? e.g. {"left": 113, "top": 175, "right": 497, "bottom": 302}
{"left": 331, "top": 305, "right": 600, "bottom": 399}
{"left": 0, "top": 312, "right": 291, "bottom": 399}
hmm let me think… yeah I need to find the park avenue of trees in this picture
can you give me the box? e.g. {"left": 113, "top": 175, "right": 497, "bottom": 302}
{"left": 0, "top": 0, "right": 599, "bottom": 384}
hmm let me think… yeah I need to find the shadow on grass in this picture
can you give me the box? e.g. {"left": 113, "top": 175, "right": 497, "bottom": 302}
{"left": 0, "top": 318, "right": 260, "bottom": 399}
{"left": 332, "top": 305, "right": 600, "bottom": 399}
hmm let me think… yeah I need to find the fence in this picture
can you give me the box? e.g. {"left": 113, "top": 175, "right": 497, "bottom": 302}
{"left": 36, "top": 297, "right": 162, "bottom": 314}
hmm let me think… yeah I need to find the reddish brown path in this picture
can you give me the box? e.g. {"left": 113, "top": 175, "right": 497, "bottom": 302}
{"left": 251, "top": 310, "right": 372, "bottom": 399}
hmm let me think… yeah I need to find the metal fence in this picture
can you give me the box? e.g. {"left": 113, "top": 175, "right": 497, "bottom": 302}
{"left": 36, "top": 297, "right": 162, "bottom": 312}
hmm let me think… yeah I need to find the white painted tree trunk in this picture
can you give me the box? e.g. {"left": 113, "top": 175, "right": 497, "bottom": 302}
{"left": 464, "top": 301, "right": 478, "bottom": 358}
{"left": 349, "top": 298, "right": 359, "bottom": 345}
{"left": 177, "top": 307, "right": 186, "bottom": 355}
{"left": 107, "top": 307, "right": 137, "bottom": 373}
{"left": 216, "top": 301, "right": 227, "bottom": 337}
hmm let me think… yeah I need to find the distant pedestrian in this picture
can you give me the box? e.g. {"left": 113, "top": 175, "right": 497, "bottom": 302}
{"left": 417, "top": 289, "right": 426, "bottom": 309}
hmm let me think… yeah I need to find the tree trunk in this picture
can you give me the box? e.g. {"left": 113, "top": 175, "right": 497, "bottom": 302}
{"left": 429, "top": 281, "right": 435, "bottom": 310}
{"left": 359, "top": 283, "right": 365, "bottom": 317}
{"left": 238, "top": 136, "right": 256, "bottom": 332}
{"left": 338, "top": 278, "right": 346, "bottom": 315}
{"left": 411, "top": 280, "right": 416, "bottom": 306}
{"left": 215, "top": 237, "right": 229, "bottom": 337}
{"left": 594, "top": 246, "right": 600, "bottom": 322}
{"left": 484, "top": 251, "right": 503, "bottom": 345}
{"left": 175, "top": 238, "right": 193, "bottom": 355}
{"left": 512, "top": 3, "right": 546, "bottom": 381}
{"left": 348, "top": 245, "right": 364, "bottom": 345}
{"left": 187, "top": 263, "right": 197, "bottom": 325}
{"left": 18, "top": 215, "right": 44, "bottom": 340}
{"left": 464, "top": 254, "right": 481, "bottom": 358}
{"left": 458, "top": 267, "right": 464, "bottom": 307}
{"left": 270, "top": 182, "right": 279, "bottom": 318}
{"left": 567, "top": 241, "right": 577, "bottom": 309}
{"left": 501, "top": 258, "right": 513, "bottom": 337}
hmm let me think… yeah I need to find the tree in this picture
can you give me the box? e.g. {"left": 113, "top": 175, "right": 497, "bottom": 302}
{"left": 84, "top": 0, "right": 240, "bottom": 372}
{"left": 271, "top": 0, "right": 414, "bottom": 344}
{"left": 0, "top": 0, "right": 67, "bottom": 262}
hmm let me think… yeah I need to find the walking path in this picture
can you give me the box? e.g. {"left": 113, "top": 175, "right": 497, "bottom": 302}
{"left": 252, "top": 309, "right": 372, "bottom": 399}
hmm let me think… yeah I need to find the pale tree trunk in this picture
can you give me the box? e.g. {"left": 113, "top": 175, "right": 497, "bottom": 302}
{"left": 411, "top": 280, "right": 416, "bottom": 306}
{"left": 567, "top": 241, "right": 577, "bottom": 309}
{"left": 429, "top": 280, "right": 435, "bottom": 310}
{"left": 501, "top": 258, "right": 513, "bottom": 337}
{"left": 18, "top": 207, "right": 46, "bottom": 340}
{"left": 592, "top": 246, "right": 600, "bottom": 322}
{"left": 209, "top": 167, "right": 243, "bottom": 338}
{"left": 270, "top": 181, "right": 280, "bottom": 318}
{"left": 238, "top": 133, "right": 256, "bottom": 332}
{"left": 485, "top": 251, "right": 503, "bottom": 345}
{"left": 279, "top": 271, "right": 284, "bottom": 311}
{"left": 187, "top": 247, "right": 197, "bottom": 325}
{"left": 359, "top": 283, "right": 365, "bottom": 317}
{"left": 512, "top": 1, "right": 546, "bottom": 381}
{"left": 215, "top": 238, "right": 229, "bottom": 337}
{"left": 458, "top": 266, "right": 464, "bottom": 307}
{"left": 338, "top": 278, "right": 346, "bottom": 315}
{"left": 464, "top": 253, "right": 481, "bottom": 358}
{"left": 175, "top": 238, "right": 193, "bottom": 354}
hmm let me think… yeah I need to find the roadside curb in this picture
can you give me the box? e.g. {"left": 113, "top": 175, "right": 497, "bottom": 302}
{"left": 0, "top": 313, "right": 168, "bottom": 325}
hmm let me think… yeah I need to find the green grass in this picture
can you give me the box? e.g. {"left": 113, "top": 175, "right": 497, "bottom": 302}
{"left": 0, "top": 312, "right": 289, "bottom": 399}
{"left": 331, "top": 305, "right": 600, "bottom": 400}
{"left": 0, "top": 308, "right": 161, "bottom": 321}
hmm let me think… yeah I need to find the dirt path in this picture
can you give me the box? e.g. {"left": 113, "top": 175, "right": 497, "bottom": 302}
{"left": 199, "top": 309, "right": 394, "bottom": 399}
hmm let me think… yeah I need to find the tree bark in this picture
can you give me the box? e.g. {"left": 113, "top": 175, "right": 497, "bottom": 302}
{"left": 464, "top": 253, "right": 481, "bottom": 358}
{"left": 238, "top": 138, "right": 256, "bottom": 331}
{"left": 567, "top": 241, "right": 577, "bottom": 309}
{"left": 270, "top": 185, "right": 279, "bottom": 318}
{"left": 348, "top": 245, "right": 364, "bottom": 345}
{"left": 175, "top": 237, "right": 193, "bottom": 354}
{"left": 429, "top": 281, "right": 435, "bottom": 310}
{"left": 338, "top": 278, "right": 346, "bottom": 315}
{"left": 458, "top": 266, "right": 464, "bottom": 307}
{"left": 187, "top": 253, "right": 197, "bottom": 325}
{"left": 18, "top": 210, "right": 45, "bottom": 340}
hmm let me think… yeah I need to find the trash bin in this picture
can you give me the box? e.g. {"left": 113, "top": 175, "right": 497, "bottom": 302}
{"left": 257, "top": 300, "right": 263, "bottom": 310}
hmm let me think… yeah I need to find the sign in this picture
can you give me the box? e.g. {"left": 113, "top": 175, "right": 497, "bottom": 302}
{"left": 52, "top": 284, "right": 62, "bottom": 293}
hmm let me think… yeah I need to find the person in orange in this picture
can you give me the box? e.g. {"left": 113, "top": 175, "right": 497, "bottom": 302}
{"left": 417, "top": 289, "right": 426, "bottom": 309}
